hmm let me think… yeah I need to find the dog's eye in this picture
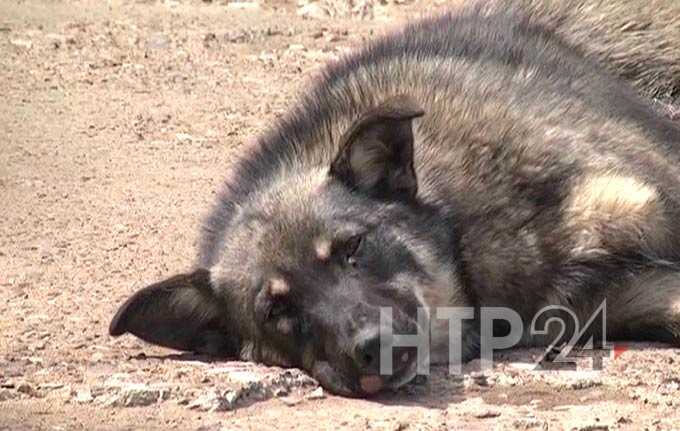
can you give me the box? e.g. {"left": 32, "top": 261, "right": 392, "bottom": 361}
{"left": 343, "top": 234, "right": 363, "bottom": 267}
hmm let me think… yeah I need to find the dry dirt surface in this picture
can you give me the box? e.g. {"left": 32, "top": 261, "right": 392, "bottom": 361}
{"left": 1, "top": 0, "right": 679, "bottom": 430}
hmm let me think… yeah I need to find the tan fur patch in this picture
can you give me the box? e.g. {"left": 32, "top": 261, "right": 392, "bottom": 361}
{"left": 314, "top": 237, "right": 332, "bottom": 261}
{"left": 565, "top": 173, "right": 668, "bottom": 256}
{"left": 573, "top": 174, "right": 658, "bottom": 217}
{"left": 268, "top": 277, "right": 290, "bottom": 296}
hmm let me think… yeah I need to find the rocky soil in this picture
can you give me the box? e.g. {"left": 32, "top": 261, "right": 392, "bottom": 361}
{"left": 1, "top": 0, "right": 679, "bottom": 429}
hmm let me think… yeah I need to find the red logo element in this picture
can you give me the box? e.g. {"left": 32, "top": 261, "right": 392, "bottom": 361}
{"left": 612, "top": 344, "right": 628, "bottom": 360}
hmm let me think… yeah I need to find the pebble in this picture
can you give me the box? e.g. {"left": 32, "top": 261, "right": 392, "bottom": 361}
{"left": 10, "top": 39, "right": 32, "bottom": 49}
{"left": 553, "top": 405, "right": 574, "bottom": 411}
{"left": 73, "top": 388, "right": 93, "bottom": 404}
{"left": 306, "top": 387, "right": 325, "bottom": 400}
{"left": 297, "top": 3, "right": 329, "bottom": 20}
{"left": 100, "top": 383, "right": 172, "bottom": 407}
{"left": 16, "top": 382, "right": 36, "bottom": 397}
{"left": 39, "top": 383, "right": 64, "bottom": 390}
{"left": 187, "top": 390, "right": 237, "bottom": 412}
{"left": 473, "top": 409, "right": 501, "bottom": 419}
{"left": 287, "top": 44, "right": 306, "bottom": 52}
{"left": 176, "top": 133, "right": 194, "bottom": 143}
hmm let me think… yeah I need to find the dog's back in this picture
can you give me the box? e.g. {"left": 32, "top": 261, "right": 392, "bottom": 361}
{"left": 517, "top": 0, "right": 680, "bottom": 104}
{"left": 211, "top": 0, "right": 680, "bottom": 339}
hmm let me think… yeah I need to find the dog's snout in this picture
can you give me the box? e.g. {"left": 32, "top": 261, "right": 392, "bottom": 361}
{"left": 353, "top": 330, "right": 382, "bottom": 373}
{"left": 352, "top": 328, "right": 416, "bottom": 374}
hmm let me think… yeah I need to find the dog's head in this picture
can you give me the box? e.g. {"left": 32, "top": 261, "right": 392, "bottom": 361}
{"left": 110, "top": 96, "right": 469, "bottom": 396}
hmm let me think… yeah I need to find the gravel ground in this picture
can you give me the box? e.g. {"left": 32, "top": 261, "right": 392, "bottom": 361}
{"left": 1, "top": 1, "right": 679, "bottom": 429}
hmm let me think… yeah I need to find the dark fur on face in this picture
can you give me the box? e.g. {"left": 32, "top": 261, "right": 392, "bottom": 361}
{"left": 213, "top": 179, "right": 457, "bottom": 395}
{"left": 111, "top": 0, "right": 680, "bottom": 397}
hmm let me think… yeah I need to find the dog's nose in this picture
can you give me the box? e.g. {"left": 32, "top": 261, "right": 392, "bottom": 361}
{"left": 353, "top": 330, "right": 382, "bottom": 374}
{"left": 353, "top": 328, "right": 417, "bottom": 380}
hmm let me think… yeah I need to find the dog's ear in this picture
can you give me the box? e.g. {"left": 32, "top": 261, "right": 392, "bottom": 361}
{"left": 330, "top": 95, "right": 424, "bottom": 201}
{"left": 109, "top": 269, "right": 239, "bottom": 357}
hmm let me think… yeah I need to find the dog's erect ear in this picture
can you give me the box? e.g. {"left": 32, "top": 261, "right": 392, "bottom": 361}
{"left": 330, "top": 95, "right": 424, "bottom": 201}
{"left": 109, "top": 269, "right": 239, "bottom": 357}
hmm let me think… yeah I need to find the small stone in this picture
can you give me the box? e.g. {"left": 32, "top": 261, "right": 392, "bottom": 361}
{"left": 287, "top": 44, "right": 306, "bottom": 52}
{"left": 103, "top": 383, "right": 171, "bottom": 407}
{"left": 224, "top": 391, "right": 239, "bottom": 405}
{"left": 225, "top": 370, "right": 261, "bottom": 384}
{"left": 187, "top": 390, "right": 234, "bottom": 412}
{"left": 26, "top": 356, "right": 43, "bottom": 365}
{"left": 306, "top": 387, "right": 325, "bottom": 400}
{"left": 39, "top": 383, "right": 64, "bottom": 391}
{"left": 176, "top": 133, "right": 193, "bottom": 143}
{"left": 10, "top": 39, "right": 32, "bottom": 49}
{"left": 474, "top": 409, "right": 501, "bottom": 419}
{"left": 552, "top": 405, "right": 574, "bottom": 411}
{"left": 74, "top": 388, "right": 93, "bottom": 404}
{"left": 16, "top": 382, "right": 36, "bottom": 396}
{"left": 297, "top": 3, "right": 329, "bottom": 20}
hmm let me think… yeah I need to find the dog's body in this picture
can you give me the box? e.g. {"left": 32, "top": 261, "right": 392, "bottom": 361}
{"left": 110, "top": 0, "right": 680, "bottom": 396}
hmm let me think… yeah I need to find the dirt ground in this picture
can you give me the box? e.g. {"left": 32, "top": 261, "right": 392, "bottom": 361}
{"left": 1, "top": 0, "right": 679, "bottom": 430}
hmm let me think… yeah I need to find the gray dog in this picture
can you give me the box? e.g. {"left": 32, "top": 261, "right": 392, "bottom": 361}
{"left": 110, "top": 0, "right": 680, "bottom": 396}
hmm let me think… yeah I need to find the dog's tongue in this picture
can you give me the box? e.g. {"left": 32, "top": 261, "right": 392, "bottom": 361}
{"left": 359, "top": 375, "right": 383, "bottom": 394}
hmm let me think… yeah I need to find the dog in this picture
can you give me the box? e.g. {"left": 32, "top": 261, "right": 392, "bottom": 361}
{"left": 109, "top": 0, "right": 680, "bottom": 396}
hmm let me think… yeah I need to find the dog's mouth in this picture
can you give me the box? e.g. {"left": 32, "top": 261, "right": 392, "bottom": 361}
{"left": 311, "top": 355, "right": 419, "bottom": 397}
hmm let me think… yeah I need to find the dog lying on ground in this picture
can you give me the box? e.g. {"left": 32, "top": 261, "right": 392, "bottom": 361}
{"left": 109, "top": 0, "right": 680, "bottom": 396}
